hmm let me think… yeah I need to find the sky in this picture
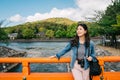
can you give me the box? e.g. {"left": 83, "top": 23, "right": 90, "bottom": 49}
{"left": 0, "top": 0, "right": 112, "bottom": 27}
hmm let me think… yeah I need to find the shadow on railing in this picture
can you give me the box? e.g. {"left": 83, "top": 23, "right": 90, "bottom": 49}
{"left": 0, "top": 56, "right": 120, "bottom": 80}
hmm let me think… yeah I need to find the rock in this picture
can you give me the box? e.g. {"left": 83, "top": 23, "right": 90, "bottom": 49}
{"left": 95, "top": 47, "right": 120, "bottom": 71}
{"left": 0, "top": 46, "right": 27, "bottom": 72}
{"left": 95, "top": 47, "right": 112, "bottom": 56}
{"left": 0, "top": 46, "right": 26, "bottom": 57}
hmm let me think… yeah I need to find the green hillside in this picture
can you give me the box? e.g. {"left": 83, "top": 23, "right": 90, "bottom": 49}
{"left": 4, "top": 18, "right": 77, "bottom": 39}
{"left": 3, "top": 17, "right": 102, "bottom": 39}
{"left": 40, "top": 17, "right": 76, "bottom": 25}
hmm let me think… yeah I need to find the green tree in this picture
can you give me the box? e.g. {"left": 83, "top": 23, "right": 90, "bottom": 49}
{"left": 22, "top": 28, "right": 34, "bottom": 39}
{"left": 97, "top": 0, "right": 120, "bottom": 36}
{"left": 55, "top": 30, "right": 62, "bottom": 38}
{"left": 66, "top": 23, "right": 77, "bottom": 38}
{"left": 88, "top": 23, "right": 100, "bottom": 37}
{"left": 112, "top": 14, "right": 120, "bottom": 35}
{"left": 99, "top": 0, "right": 120, "bottom": 26}
{"left": 39, "top": 27, "right": 46, "bottom": 32}
{"left": 0, "top": 28, "right": 8, "bottom": 40}
{"left": 45, "top": 30, "right": 54, "bottom": 38}
{"left": 55, "top": 29, "right": 66, "bottom": 38}
{"left": 0, "top": 20, "right": 8, "bottom": 40}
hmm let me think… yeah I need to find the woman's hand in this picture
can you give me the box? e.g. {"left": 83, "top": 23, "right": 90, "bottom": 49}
{"left": 49, "top": 55, "right": 56, "bottom": 59}
{"left": 87, "top": 56, "right": 92, "bottom": 61}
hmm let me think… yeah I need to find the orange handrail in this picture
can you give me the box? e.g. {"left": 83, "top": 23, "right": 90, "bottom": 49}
{"left": 0, "top": 56, "right": 120, "bottom": 80}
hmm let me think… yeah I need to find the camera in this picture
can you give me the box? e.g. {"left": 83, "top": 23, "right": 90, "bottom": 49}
{"left": 77, "top": 59, "right": 84, "bottom": 68}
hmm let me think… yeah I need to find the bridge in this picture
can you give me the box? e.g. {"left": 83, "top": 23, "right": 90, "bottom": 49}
{"left": 0, "top": 56, "right": 120, "bottom": 80}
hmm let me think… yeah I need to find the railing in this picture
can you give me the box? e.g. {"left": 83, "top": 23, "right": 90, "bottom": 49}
{"left": 0, "top": 56, "right": 120, "bottom": 80}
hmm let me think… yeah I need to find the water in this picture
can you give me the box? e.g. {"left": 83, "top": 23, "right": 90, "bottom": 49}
{"left": 0, "top": 40, "right": 101, "bottom": 72}
{"left": 0, "top": 42, "right": 72, "bottom": 72}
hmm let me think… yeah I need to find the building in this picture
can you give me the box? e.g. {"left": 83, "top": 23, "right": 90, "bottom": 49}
{"left": 8, "top": 33, "right": 18, "bottom": 40}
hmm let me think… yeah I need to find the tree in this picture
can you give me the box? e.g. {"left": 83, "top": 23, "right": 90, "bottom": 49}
{"left": 112, "top": 14, "right": 120, "bottom": 35}
{"left": 96, "top": 0, "right": 120, "bottom": 37}
{"left": 55, "top": 29, "right": 66, "bottom": 38}
{"left": 88, "top": 23, "right": 101, "bottom": 37}
{"left": 22, "top": 28, "right": 35, "bottom": 39}
{"left": 99, "top": 0, "right": 120, "bottom": 26}
{"left": 0, "top": 20, "right": 8, "bottom": 40}
{"left": 45, "top": 30, "right": 54, "bottom": 38}
{"left": 0, "top": 28, "right": 8, "bottom": 40}
{"left": 96, "top": 0, "right": 120, "bottom": 48}
{"left": 39, "top": 27, "right": 46, "bottom": 32}
{"left": 66, "top": 23, "right": 77, "bottom": 38}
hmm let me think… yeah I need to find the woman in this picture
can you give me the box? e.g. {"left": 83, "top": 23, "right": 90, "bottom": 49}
{"left": 50, "top": 23, "right": 96, "bottom": 80}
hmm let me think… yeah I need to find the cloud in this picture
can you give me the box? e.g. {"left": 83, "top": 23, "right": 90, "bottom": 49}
{"left": 26, "top": 0, "right": 112, "bottom": 22}
{"left": 76, "top": 0, "right": 111, "bottom": 11}
{"left": 9, "top": 0, "right": 112, "bottom": 23}
{"left": 75, "top": 0, "right": 112, "bottom": 21}
{"left": 9, "top": 14, "right": 24, "bottom": 22}
{"left": 26, "top": 8, "right": 78, "bottom": 22}
{"left": 25, "top": 7, "right": 90, "bottom": 22}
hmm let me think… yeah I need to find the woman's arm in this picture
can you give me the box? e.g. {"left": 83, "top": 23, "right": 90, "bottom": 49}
{"left": 49, "top": 42, "right": 72, "bottom": 60}
{"left": 56, "top": 42, "right": 72, "bottom": 59}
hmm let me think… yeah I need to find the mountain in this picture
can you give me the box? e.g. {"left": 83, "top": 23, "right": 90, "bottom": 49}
{"left": 3, "top": 17, "right": 78, "bottom": 39}
{"left": 40, "top": 17, "right": 76, "bottom": 25}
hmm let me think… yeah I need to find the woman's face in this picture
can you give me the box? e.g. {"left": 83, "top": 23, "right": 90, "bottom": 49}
{"left": 77, "top": 26, "right": 87, "bottom": 37}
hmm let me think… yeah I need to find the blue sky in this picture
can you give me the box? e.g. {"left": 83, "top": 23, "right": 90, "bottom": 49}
{"left": 1, "top": 0, "right": 76, "bottom": 19}
{"left": 0, "top": 0, "right": 112, "bottom": 27}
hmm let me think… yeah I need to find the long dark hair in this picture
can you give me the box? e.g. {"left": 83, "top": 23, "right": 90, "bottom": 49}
{"left": 71, "top": 23, "right": 90, "bottom": 48}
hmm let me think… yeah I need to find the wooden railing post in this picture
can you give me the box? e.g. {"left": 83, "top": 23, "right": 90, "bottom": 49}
{"left": 100, "top": 60, "right": 104, "bottom": 80}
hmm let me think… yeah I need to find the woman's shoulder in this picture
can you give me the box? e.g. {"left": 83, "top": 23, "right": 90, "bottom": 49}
{"left": 69, "top": 39, "right": 78, "bottom": 47}
{"left": 65, "top": 41, "right": 72, "bottom": 47}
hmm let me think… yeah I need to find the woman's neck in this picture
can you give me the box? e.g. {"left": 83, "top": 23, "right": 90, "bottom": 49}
{"left": 79, "top": 36, "right": 85, "bottom": 44}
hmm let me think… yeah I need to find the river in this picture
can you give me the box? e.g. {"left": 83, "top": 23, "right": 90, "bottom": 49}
{"left": 0, "top": 42, "right": 72, "bottom": 72}
{"left": 0, "top": 40, "right": 101, "bottom": 72}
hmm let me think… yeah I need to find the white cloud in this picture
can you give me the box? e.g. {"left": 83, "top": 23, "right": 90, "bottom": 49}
{"left": 9, "top": 14, "right": 24, "bottom": 22}
{"left": 75, "top": 0, "right": 112, "bottom": 20}
{"left": 76, "top": 0, "right": 111, "bottom": 11}
{"left": 25, "top": 7, "right": 88, "bottom": 22}
{"left": 26, "top": 8, "right": 78, "bottom": 22}
{"left": 9, "top": 0, "right": 112, "bottom": 23}
{"left": 26, "top": 0, "right": 112, "bottom": 22}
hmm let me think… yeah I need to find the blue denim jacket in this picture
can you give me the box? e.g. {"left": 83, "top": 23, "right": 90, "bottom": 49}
{"left": 56, "top": 40, "right": 96, "bottom": 70}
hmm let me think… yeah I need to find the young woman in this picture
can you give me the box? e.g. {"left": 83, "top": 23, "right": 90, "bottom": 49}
{"left": 50, "top": 23, "right": 96, "bottom": 80}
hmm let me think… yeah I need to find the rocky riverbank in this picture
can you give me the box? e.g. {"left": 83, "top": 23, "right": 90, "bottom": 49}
{"left": 95, "top": 46, "right": 120, "bottom": 72}
{"left": 0, "top": 46, "right": 26, "bottom": 72}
